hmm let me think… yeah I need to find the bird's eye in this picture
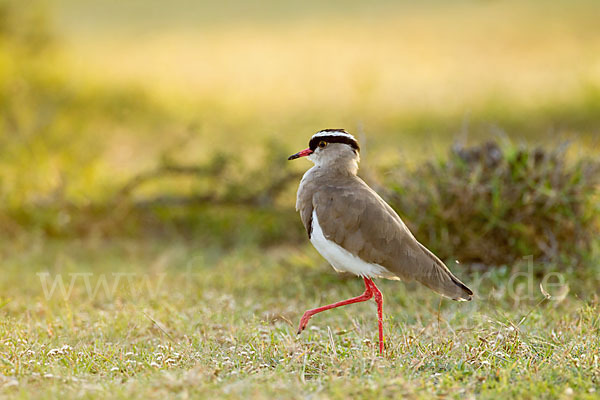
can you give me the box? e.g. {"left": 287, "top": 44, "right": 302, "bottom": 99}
{"left": 318, "top": 141, "right": 327, "bottom": 148}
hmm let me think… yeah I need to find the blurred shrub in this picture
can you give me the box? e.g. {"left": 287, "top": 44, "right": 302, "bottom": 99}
{"left": 106, "top": 141, "right": 305, "bottom": 246}
{"left": 383, "top": 141, "right": 600, "bottom": 266}
{"left": 4, "top": 142, "right": 306, "bottom": 246}
{"left": 0, "top": 2, "right": 304, "bottom": 245}
{"left": 0, "top": 1, "right": 184, "bottom": 212}
{"left": 0, "top": 0, "right": 54, "bottom": 53}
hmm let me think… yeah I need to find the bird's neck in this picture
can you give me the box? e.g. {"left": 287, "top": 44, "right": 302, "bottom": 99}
{"left": 312, "top": 158, "right": 359, "bottom": 177}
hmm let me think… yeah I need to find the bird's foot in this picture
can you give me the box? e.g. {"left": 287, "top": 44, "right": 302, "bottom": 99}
{"left": 297, "top": 312, "right": 312, "bottom": 334}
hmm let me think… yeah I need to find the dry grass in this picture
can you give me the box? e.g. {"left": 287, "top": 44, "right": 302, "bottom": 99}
{"left": 0, "top": 238, "right": 599, "bottom": 399}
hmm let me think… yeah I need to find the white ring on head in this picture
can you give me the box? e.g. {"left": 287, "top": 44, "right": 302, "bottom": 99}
{"left": 311, "top": 130, "right": 356, "bottom": 141}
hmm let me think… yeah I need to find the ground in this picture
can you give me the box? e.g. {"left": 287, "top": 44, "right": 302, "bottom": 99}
{"left": 1, "top": 238, "right": 598, "bottom": 399}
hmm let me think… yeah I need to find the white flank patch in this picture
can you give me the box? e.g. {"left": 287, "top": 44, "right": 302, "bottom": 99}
{"left": 310, "top": 210, "right": 398, "bottom": 280}
{"left": 312, "top": 130, "right": 356, "bottom": 141}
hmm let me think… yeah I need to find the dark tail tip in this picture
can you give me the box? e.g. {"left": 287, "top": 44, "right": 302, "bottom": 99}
{"left": 451, "top": 276, "right": 474, "bottom": 300}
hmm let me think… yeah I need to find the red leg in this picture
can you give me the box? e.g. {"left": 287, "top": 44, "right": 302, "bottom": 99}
{"left": 297, "top": 277, "right": 373, "bottom": 334}
{"left": 365, "top": 278, "right": 384, "bottom": 355}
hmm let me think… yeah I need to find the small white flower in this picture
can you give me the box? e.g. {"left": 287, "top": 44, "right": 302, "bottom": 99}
{"left": 3, "top": 378, "right": 18, "bottom": 388}
{"left": 150, "top": 362, "right": 160, "bottom": 368}
{"left": 565, "top": 387, "right": 574, "bottom": 396}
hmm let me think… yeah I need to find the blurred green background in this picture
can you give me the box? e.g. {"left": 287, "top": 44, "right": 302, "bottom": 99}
{"left": 2, "top": 0, "right": 599, "bottom": 258}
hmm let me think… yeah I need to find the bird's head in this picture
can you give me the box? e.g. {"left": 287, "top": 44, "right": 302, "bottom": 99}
{"left": 288, "top": 129, "right": 361, "bottom": 174}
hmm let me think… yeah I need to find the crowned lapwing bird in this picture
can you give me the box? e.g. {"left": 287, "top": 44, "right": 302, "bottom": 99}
{"left": 288, "top": 129, "right": 473, "bottom": 355}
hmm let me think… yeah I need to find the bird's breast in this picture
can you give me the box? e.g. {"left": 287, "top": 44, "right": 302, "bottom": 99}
{"left": 309, "top": 210, "right": 397, "bottom": 280}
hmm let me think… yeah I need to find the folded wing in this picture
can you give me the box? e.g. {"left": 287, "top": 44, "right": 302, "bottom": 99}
{"left": 313, "top": 178, "right": 473, "bottom": 301}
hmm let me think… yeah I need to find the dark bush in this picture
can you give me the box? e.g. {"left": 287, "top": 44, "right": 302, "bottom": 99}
{"left": 382, "top": 141, "right": 600, "bottom": 266}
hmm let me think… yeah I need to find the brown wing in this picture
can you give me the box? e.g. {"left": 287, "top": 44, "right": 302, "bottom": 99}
{"left": 313, "top": 177, "right": 473, "bottom": 301}
{"left": 296, "top": 175, "right": 316, "bottom": 238}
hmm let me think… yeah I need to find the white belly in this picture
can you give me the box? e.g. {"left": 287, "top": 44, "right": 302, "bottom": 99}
{"left": 309, "top": 210, "right": 398, "bottom": 280}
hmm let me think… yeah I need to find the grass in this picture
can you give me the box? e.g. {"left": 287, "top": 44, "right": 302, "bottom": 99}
{"left": 1, "top": 238, "right": 599, "bottom": 399}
